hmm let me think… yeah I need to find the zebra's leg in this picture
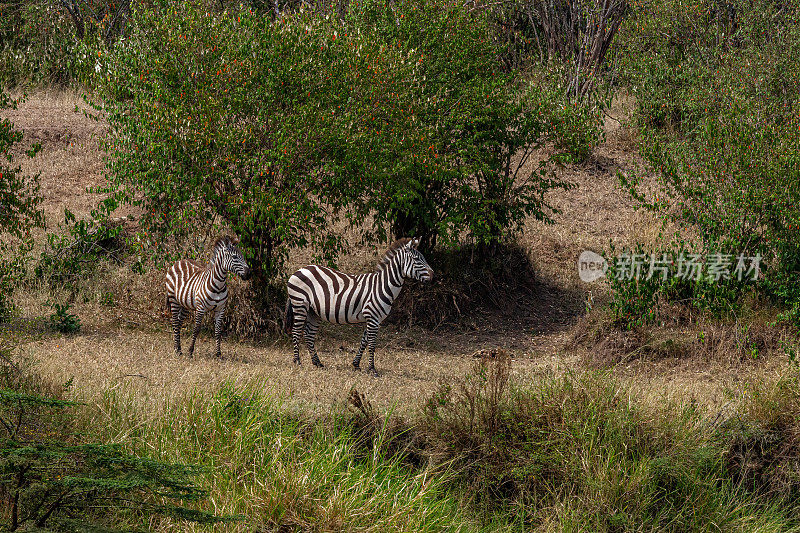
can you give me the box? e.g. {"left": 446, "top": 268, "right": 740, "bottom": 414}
{"left": 169, "top": 299, "right": 185, "bottom": 356}
{"left": 304, "top": 314, "right": 323, "bottom": 368}
{"left": 187, "top": 307, "right": 206, "bottom": 358}
{"left": 213, "top": 306, "right": 226, "bottom": 358}
{"left": 291, "top": 306, "right": 307, "bottom": 365}
{"left": 352, "top": 328, "right": 369, "bottom": 370}
{"left": 365, "top": 319, "right": 381, "bottom": 377}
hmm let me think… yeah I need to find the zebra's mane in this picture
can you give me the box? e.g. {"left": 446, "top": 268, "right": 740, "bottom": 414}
{"left": 375, "top": 238, "right": 411, "bottom": 272}
{"left": 211, "top": 235, "right": 239, "bottom": 261}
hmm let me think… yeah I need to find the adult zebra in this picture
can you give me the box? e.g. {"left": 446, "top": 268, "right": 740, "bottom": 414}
{"left": 165, "top": 235, "right": 251, "bottom": 358}
{"left": 285, "top": 237, "right": 433, "bottom": 376}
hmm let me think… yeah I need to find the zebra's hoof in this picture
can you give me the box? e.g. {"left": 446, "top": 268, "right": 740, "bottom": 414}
{"left": 367, "top": 367, "right": 379, "bottom": 377}
{"left": 292, "top": 358, "right": 301, "bottom": 366}
{"left": 312, "top": 361, "right": 325, "bottom": 368}
{"left": 214, "top": 352, "right": 222, "bottom": 359}
{"left": 352, "top": 362, "right": 360, "bottom": 371}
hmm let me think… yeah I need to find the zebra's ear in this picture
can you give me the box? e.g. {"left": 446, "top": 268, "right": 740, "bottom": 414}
{"left": 410, "top": 237, "right": 420, "bottom": 249}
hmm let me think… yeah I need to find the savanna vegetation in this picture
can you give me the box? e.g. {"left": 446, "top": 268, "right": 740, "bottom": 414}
{"left": 2, "top": 0, "right": 800, "bottom": 530}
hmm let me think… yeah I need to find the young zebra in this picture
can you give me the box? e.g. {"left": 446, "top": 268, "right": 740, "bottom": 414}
{"left": 284, "top": 237, "right": 433, "bottom": 376}
{"left": 165, "top": 235, "right": 251, "bottom": 358}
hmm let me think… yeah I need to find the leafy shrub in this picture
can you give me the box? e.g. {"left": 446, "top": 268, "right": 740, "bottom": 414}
{"left": 0, "top": 91, "right": 42, "bottom": 321}
{"left": 35, "top": 208, "right": 126, "bottom": 289}
{"left": 603, "top": 242, "right": 754, "bottom": 328}
{"left": 615, "top": 0, "right": 800, "bottom": 322}
{"left": 0, "top": 347, "right": 228, "bottom": 531}
{"left": 94, "top": 0, "right": 603, "bottom": 304}
{"left": 0, "top": 1, "right": 77, "bottom": 85}
{"left": 342, "top": 1, "right": 603, "bottom": 251}
{"left": 635, "top": 108, "right": 800, "bottom": 320}
{"left": 49, "top": 302, "right": 81, "bottom": 334}
{"left": 95, "top": 2, "right": 363, "bottom": 291}
{"left": 0, "top": 0, "right": 130, "bottom": 86}
{"left": 615, "top": 0, "right": 796, "bottom": 134}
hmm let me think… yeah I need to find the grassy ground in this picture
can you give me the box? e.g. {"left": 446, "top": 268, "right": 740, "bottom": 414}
{"left": 3, "top": 89, "right": 779, "bottom": 409}
{"left": 66, "top": 361, "right": 800, "bottom": 532}
{"left": 3, "top": 89, "right": 799, "bottom": 530}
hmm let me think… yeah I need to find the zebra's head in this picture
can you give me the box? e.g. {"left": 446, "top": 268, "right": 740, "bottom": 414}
{"left": 400, "top": 237, "right": 433, "bottom": 282}
{"left": 213, "top": 236, "right": 252, "bottom": 280}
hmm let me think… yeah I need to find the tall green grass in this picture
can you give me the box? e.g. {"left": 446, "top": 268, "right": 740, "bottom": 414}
{"left": 78, "top": 361, "right": 800, "bottom": 532}
{"left": 87, "top": 384, "right": 480, "bottom": 532}
{"left": 421, "top": 358, "right": 800, "bottom": 532}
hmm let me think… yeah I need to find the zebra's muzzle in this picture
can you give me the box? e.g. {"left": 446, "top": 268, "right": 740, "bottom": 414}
{"left": 423, "top": 268, "right": 434, "bottom": 282}
{"left": 240, "top": 267, "right": 252, "bottom": 281}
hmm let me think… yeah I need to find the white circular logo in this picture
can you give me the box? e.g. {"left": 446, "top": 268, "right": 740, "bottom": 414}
{"left": 578, "top": 250, "right": 607, "bottom": 283}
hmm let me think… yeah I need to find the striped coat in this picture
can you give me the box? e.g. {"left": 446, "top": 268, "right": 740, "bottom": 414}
{"left": 165, "top": 235, "right": 251, "bottom": 358}
{"left": 285, "top": 237, "right": 433, "bottom": 376}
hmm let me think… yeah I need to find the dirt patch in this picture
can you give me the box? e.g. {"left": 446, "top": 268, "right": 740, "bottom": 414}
{"left": 12, "top": 324, "right": 568, "bottom": 414}
{"left": 2, "top": 90, "right": 107, "bottom": 226}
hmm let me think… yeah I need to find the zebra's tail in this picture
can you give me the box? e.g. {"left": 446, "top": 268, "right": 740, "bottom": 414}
{"left": 283, "top": 299, "right": 294, "bottom": 336}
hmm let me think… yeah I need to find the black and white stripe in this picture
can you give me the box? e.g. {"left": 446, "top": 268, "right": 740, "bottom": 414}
{"left": 165, "top": 235, "right": 251, "bottom": 358}
{"left": 284, "top": 237, "right": 433, "bottom": 376}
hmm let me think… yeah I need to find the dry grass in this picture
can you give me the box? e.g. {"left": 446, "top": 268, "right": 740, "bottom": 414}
{"left": 520, "top": 90, "right": 671, "bottom": 288}
{"left": 3, "top": 89, "right": 107, "bottom": 226}
{"left": 7, "top": 89, "right": 800, "bottom": 531}
{"left": 570, "top": 297, "right": 791, "bottom": 366}
{"left": 12, "top": 306, "right": 569, "bottom": 415}
{"left": 4, "top": 87, "right": 798, "bottom": 421}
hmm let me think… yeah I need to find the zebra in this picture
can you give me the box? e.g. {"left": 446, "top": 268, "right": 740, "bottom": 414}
{"left": 165, "top": 235, "right": 251, "bottom": 358}
{"left": 284, "top": 237, "right": 433, "bottom": 376}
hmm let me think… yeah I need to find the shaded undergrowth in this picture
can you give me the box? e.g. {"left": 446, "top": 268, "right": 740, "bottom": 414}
{"left": 30, "top": 227, "right": 554, "bottom": 337}
{"left": 0, "top": 348, "right": 227, "bottom": 531}
{"left": 414, "top": 356, "right": 800, "bottom": 531}
{"left": 569, "top": 302, "right": 793, "bottom": 368}
{"left": 387, "top": 242, "right": 544, "bottom": 329}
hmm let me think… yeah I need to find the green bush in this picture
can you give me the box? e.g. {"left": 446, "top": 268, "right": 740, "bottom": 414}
{"left": 35, "top": 207, "right": 125, "bottom": 290}
{"left": 341, "top": 1, "right": 603, "bottom": 250}
{"left": 49, "top": 302, "right": 81, "bottom": 334}
{"left": 94, "top": 0, "right": 603, "bottom": 303}
{"left": 615, "top": 0, "right": 797, "bottom": 134}
{"left": 0, "top": 348, "right": 228, "bottom": 531}
{"left": 0, "top": 91, "right": 43, "bottom": 321}
{"left": 614, "top": 0, "right": 800, "bottom": 322}
{"left": 603, "top": 242, "right": 753, "bottom": 328}
{"left": 0, "top": 0, "right": 131, "bottom": 86}
{"left": 95, "top": 2, "right": 371, "bottom": 291}
{"left": 638, "top": 108, "right": 800, "bottom": 320}
{"left": 0, "top": 1, "right": 75, "bottom": 85}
